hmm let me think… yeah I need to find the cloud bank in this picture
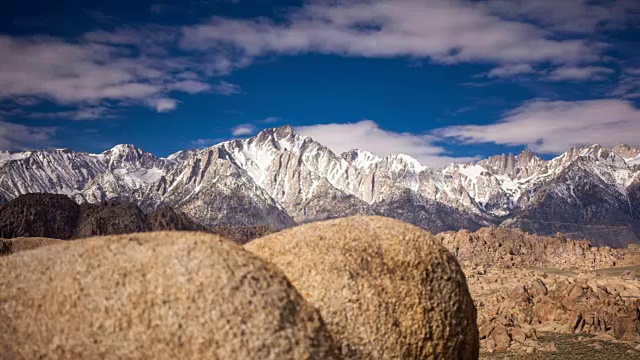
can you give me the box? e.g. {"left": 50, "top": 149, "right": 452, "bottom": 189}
{"left": 438, "top": 99, "right": 640, "bottom": 153}
{"left": 296, "top": 120, "right": 477, "bottom": 167}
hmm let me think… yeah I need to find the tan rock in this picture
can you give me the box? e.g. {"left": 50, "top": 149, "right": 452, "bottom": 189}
{"left": 491, "top": 325, "right": 511, "bottom": 351}
{"left": 479, "top": 323, "right": 495, "bottom": 340}
{"left": 485, "top": 339, "right": 496, "bottom": 353}
{"left": 529, "top": 279, "right": 548, "bottom": 298}
{"left": 542, "top": 342, "right": 557, "bottom": 352}
{"left": 511, "top": 327, "right": 527, "bottom": 344}
{"left": 246, "top": 216, "right": 479, "bottom": 360}
{"left": 0, "top": 232, "right": 339, "bottom": 360}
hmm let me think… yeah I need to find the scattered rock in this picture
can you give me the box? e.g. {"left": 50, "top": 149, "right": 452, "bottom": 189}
{"left": 246, "top": 216, "right": 479, "bottom": 360}
{"left": 511, "top": 327, "right": 527, "bottom": 344}
{"left": 491, "top": 325, "right": 511, "bottom": 351}
{"left": 0, "top": 232, "right": 339, "bottom": 359}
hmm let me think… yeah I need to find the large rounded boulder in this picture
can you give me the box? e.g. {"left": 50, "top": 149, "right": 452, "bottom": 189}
{"left": 246, "top": 216, "right": 479, "bottom": 359}
{"left": 0, "top": 232, "right": 339, "bottom": 359}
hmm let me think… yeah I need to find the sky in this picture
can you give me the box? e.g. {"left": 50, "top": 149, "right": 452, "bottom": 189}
{"left": 1, "top": 0, "right": 639, "bottom": 167}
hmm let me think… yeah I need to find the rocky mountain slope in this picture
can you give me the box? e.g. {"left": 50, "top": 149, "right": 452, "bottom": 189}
{"left": 1, "top": 126, "right": 640, "bottom": 246}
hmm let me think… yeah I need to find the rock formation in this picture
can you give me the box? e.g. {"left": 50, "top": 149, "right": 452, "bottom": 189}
{"left": 436, "top": 227, "right": 633, "bottom": 271}
{"left": 0, "top": 232, "right": 339, "bottom": 359}
{"left": 0, "top": 193, "right": 80, "bottom": 239}
{"left": 0, "top": 194, "right": 209, "bottom": 240}
{"left": 246, "top": 216, "right": 479, "bottom": 360}
{"left": 438, "top": 227, "right": 640, "bottom": 355}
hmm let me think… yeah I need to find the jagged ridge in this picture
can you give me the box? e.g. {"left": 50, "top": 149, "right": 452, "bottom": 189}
{"left": 1, "top": 126, "right": 640, "bottom": 246}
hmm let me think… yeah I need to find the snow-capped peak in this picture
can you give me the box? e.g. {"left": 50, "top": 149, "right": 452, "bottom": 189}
{"left": 386, "top": 154, "right": 426, "bottom": 172}
{"left": 102, "top": 144, "right": 143, "bottom": 156}
{"left": 2, "top": 125, "right": 640, "bottom": 242}
{"left": 341, "top": 149, "right": 382, "bottom": 169}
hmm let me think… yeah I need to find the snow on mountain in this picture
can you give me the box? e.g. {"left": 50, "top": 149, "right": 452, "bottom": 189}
{"left": 1, "top": 125, "right": 640, "bottom": 244}
{"left": 341, "top": 149, "right": 382, "bottom": 169}
{"left": 0, "top": 151, "right": 29, "bottom": 167}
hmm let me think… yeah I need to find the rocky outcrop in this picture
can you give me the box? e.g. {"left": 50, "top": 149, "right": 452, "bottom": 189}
{"left": 438, "top": 227, "right": 640, "bottom": 354}
{"left": 246, "top": 216, "right": 479, "bottom": 360}
{"left": 0, "top": 194, "right": 210, "bottom": 239}
{"left": 474, "top": 271, "right": 640, "bottom": 353}
{"left": 146, "top": 205, "right": 209, "bottom": 232}
{"left": 436, "top": 227, "right": 632, "bottom": 271}
{"left": 0, "top": 232, "right": 339, "bottom": 359}
{"left": 74, "top": 201, "right": 149, "bottom": 238}
{"left": 0, "top": 193, "right": 80, "bottom": 239}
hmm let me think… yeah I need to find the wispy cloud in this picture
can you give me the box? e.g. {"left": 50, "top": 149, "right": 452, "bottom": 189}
{"left": 437, "top": 99, "right": 640, "bottom": 153}
{"left": 612, "top": 67, "right": 640, "bottom": 99}
{"left": 148, "top": 98, "right": 179, "bottom": 113}
{"left": 486, "top": 64, "right": 535, "bottom": 78}
{"left": 169, "top": 80, "right": 211, "bottom": 94}
{"left": 212, "top": 81, "right": 242, "bottom": 96}
{"left": 484, "top": 0, "right": 636, "bottom": 34}
{"left": 231, "top": 123, "right": 256, "bottom": 136}
{"left": 0, "top": 121, "right": 56, "bottom": 150}
{"left": 261, "top": 116, "right": 280, "bottom": 123}
{"left": 24, "top": 106, "right": 117, "bottom": 121}
{"left": 544, "top": 66, "right": 615, "bottom": 82}
{"left": 296, "top": 120, "right": 477, "bottom": 167}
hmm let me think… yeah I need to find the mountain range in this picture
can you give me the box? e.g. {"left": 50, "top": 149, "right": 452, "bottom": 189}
{"left": 2, "top": 125, "right": 640, "bottom": 247}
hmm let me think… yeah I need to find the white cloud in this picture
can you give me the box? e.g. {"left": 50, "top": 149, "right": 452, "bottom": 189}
{"left": 181, "top": 0, "right": 601, "bottom": 66}
{"left": 25, "top": 106, "right": 116, "bottom": 121}
{"left": 612, "top": 67, "right": 640, "bottom": 99}
{"left": 484, "top": 0, "right": 635, "bottom": 34}
{"left": 231, "top": 123, "right": 256, "bottom": 136}
{"left": 545, "top": 66, "right": 614, "bottom": 81}
{"left": 0, "top": 36, "right": 161, "bottom": 103}
{"left": 212, "top": 81, "right": 242, "bottom": 95}
{"left": 437, "top": 99, "right": 640, "bottom": 153}
{"left": 0, "top": 29, "right": 244, "bottom": 116}
{"left": 296, "top": 120, "right": 477, "bottom": 167}
{"left": 148, "top": 98, "right": 179, "bottom": 113}
{"left": 486, "top": 64, "right": 535, "bottom": 78}
{"left": 0, "top": 121, "right": 56, "bottom": 150}
{"left": 1, "top": 0, "right": 634, "bottom": 121}
{"left": 169, "top": 80, "right": 211, "bottom": 94}
{"left": 262, "top": 116, "right": 280, "bottom": 123}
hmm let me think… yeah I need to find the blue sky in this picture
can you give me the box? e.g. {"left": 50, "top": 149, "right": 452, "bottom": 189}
{"left": 1, "top": 0, "right": 639, "bottom": 166}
